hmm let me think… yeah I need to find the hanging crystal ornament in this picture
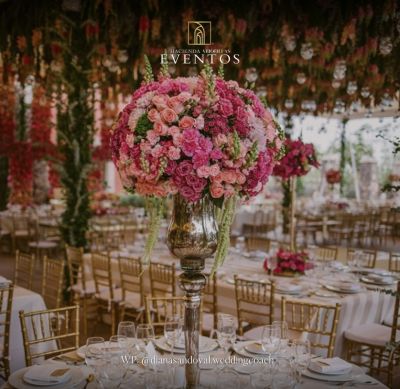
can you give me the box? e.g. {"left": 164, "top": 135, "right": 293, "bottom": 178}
{"left": 346, "top": 81, "right": 358, "bottom": 95}
{"left": 256, "top": 86, "right": 267, "bottom": 98}
{"left": 117, "top": 50, "right": 128, "bottom": 63}
{"left": 284, "top": 99, "right": 294, "bottom": 109}
{"left": 300, "top": 43, "right": 313, "bottom": 60}
{"left": 379, "top": 37, "right": 393, "bottom": 55}
{"left": 360, "top": 86, "right": 370, "bottom": 98}
{"left": 245, "top": 67, "right": 258, "bottom": 83}
{"left": 334, "top": 99, "right": 346, "bottom": 114}
{"left": 296, "top": 72, "right": 307, "bottom": 84}
{"left": 283, "top": 35, "right": 296, "bottom": 51}
{"left": 333, "top": 60, "right": 346, "bottom": 80}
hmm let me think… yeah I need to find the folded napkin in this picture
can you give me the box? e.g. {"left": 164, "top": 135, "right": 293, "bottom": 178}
{"left": 309, "top": 357, "right": 352, "bottom": 374}
{"left": 24, "top": 365, "right": 71, "bottom": 384}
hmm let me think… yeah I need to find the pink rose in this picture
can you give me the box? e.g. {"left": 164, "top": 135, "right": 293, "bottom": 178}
{"left": 176, "top": 160, "right": 193, "bottom": 176}
{"left": 212, "top": 174, "right": 223, "bottom": 184}
{"left": 220, "top": 170, "right": 237, "bottom": 184}
{"left": 196, "top": 165, "right": 211, "bottom": 178}
{"left": 146, "top": 130, "right": 160, "bottom": 146}
{"left": 214, "top": 133, "right": 228, "bottom": 147}
{"left": 179, "top": 116, "right": 195, "bottom": 129}
{"left": 177, "top": 92, "right": 191, "bottom": 103}
{"left": 167, "top": 96, "right": 185, "bottom": 114}
{"left": 180, "top": 185, "right": 200, "bottom": 202}
{"left": 236, "top": 171, "right": 246, "bottom": 184}
{"left": 208, "top": 164, "right": 220, "bottom": 177}
{"left": 161, "top": 108, "right": 178, "bottom": 123}
{"left": 152, "top": 95, "right": 168, "bottom": 110}
{"left": 153, "top": 121, "right": 168, "bottom": 136}
{"left": 168, "top": 126, "right": 180, "bottom": 136}
{"left": 193, "top": 151, "right": 209, "bottom": 169}
{"left": 167, "top": 146, "right": 181, "bottom": 160}
{"left": 210, "top": 183, "right": 224, "bottom": 198}
{"left": 147, "top": 108, "right": 160, "bottom": 122}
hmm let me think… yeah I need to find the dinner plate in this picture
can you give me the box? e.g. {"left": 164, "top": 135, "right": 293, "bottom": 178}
{"left": 9, "top": 366, "right": 85, "bottom": 389}
{"left": 154, "top": 336, "right": 218, "bottom": 354}
{"left": 76, "top": 341, "right": 120, "bottom": 358}
{"left": 232, "top": 342, "right": 271, "bottom": 360}
{"left": 314, "top": 290, "right": 337, "bottom": 298}
{"left": 244, "top": 342, "right": 269, "bottom": 355}
{"left": 324, "top": 284, "right": 361, "bottom": 294}
{"left": 308, "top": 364, "right": 353, "bottom": 376}
{"left": 302, "top": 365, "right": 363, "bottom": 382}
{"left": 360, "top": 276, "right": 396, "bottom": 286}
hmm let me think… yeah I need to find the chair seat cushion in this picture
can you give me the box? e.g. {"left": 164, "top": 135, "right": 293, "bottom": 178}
{"left": 344, "top": 323, "right": 400, "bottom": 347}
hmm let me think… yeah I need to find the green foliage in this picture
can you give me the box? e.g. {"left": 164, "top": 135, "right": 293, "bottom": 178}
{"left": 217, "top": 63, "right": 224, "bottom": 79}
{"left": 135, "top": 113, "right": 153, "bottom": 141}
{"left": 232, "top": 130, "right": 241, "bottom": 159}
{"left": 245, "top": 141, "right": 259, "bottom": 168}
{"left": 119, "top": 193, "right": 145, "bottom": 208}
{"left": 143, "top": 55, "right": 154, "bottom": 84}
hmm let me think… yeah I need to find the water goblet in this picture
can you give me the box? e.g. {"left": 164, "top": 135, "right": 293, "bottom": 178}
{"left": 261, "top": 324, "right": 281, "bottom": 356}
{"left": 85, "top": 337, "right": 106, "bottom": 382}
{"left": 118, "top": 321, "right": 136, "bottom": 351}
{"left": 216, "top": 314, "right": 236, "bottom": 367}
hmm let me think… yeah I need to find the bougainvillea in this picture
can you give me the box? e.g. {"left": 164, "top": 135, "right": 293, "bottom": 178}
{"left": 264, "top": 248, "right": 313, "bottom": 275}
{"left": 326, "top": 168, "right": 341, "bottom": 185}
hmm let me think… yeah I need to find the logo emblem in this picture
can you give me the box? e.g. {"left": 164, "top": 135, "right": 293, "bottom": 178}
{"left": 187, "top": 21, "right": 212, "bottom": 45}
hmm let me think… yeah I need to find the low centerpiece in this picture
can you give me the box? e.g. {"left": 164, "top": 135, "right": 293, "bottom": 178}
{"left": 264, "top": 248, "right": 313, "bottom": 277}
{"left": 111, "top": 60, "right": 284, "bottom": 388}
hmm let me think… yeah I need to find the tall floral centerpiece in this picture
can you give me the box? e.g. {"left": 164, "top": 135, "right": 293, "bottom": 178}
{"left": 111, "top": 61, "right": 284, "bottom": 388}
{"left": 272, "top": 137, "right": 319, "bottom": 249}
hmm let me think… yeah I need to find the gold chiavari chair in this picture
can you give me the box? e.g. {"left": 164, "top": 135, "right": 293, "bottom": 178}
{"left": 245, "top": 236, "right": 271, "bottom": 253}
{"left": 28, "top": 219, "right": 58, "bottom": 262}
{"left": 91, "top": 252, "right": 121, "bottom": 334}
{"left": 234, "top": 276, "right": 275, "bottom": 337}
{"left": 66, "top": 245, "right": 96, "bottom": 338}
{"left": 19, "top": 305, "right": 80, "bottom": 367}
{"left": 0, "top": 284, "right": 14, "bottom": 380}
{"left": 344, "top": 282, "right": 400, "bottom": 388}
{"left": 10, "top": 215, "right": 30, "bottom": 252}
{"left": 329, "top": 214, "right": 355, "bottom": 246}
{"left": 281, "top": 297, "right": 341, "bottom": 358}
{"left": 388, "top": 252, "right": 400, "bottom": 273}
{"left": 145, "top": 296, "right": 185, "bottom": 335}
{"left": 315, "top": 246, "right": 338, "bottom": 262}
{"left": 202, "top": 272, "right": 218, "bottom": 334}
{"left": 14, "top": 250, "right": 35, "bottom": 290}
{"left": 118, "top": 256, "right": 145, "bottom": 322}
{"left": 347, "top": 248, "right": 377, "bottom": 269}
{"left": 42, "top": 256, "right": 65, "bottom": 309}
{"left": 149, "top": 262, "right": 176, "bottom": 297}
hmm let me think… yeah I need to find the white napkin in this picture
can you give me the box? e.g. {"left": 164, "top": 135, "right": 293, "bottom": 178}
{"left": 24, "top": 365, "right": 71, "bottom": 384}
{"left": 309, "top": 357, "right": 352, "bottom": 374}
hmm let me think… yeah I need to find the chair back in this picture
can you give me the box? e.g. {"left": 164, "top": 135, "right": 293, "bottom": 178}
{"left": 316, "top": 246, "right": 338, "bottom": 262}
{"left": 14, "top": 251, "right": 35, "bottom": 290}
{"left": 234, "top": 276, "right": 275, "bottom": 335}
{"left": 202, "top": 273, "right": 218, "bottom": 330}
{"left": 390, "top": 282, "right": 400, "bottom": 344}
{"left": 42, "top": 256, "right": 64, "bottom": 309}
{"left": 389, "top": 252, "right": 400, "bottom": 273}
{"left": 145, "top": 296, "right": 185, "bottom": 333}
{"left": 65, "top": 245, "right": 86, "bottom": 290}
{"left": 118, "top": 256, "right": 144, "bottom": 305}
{"left": 91, "top": 252, "right": 113, "bottom": 298}
{"left": 19, "top": 305, "right": 79, "bottom": 366}
{"left": 0, "top": 284, "right": 14, "bottom": 380}
{"left": 347, "top": 248, "right": 377, "bottom": 269}
{"left": 149, "top": 262, "right": 176, "bottom": 297}
{"left": 281, "top": 297, "right": 341, "bottom": 358}
{"left": 246, "top": 236, "right": 271, "bottom": 252}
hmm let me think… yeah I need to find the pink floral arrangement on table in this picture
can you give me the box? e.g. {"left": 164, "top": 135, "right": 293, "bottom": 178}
{"left": 263, "top": 248, "right": 313, "bottom": 275}
{"left": 326, "top": 169, "right": 341, "bottom": 185}
{"left": 111, "top": 60, "right": 285, "bottom": 268}
{"left": 272, "top": 138, "right": 319, "bottom": 179}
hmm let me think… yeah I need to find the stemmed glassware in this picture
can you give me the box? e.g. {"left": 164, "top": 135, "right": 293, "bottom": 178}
{"left": 260, "top": 324, "right": 281, "bottom": 356}
{"left": 118, "top": 321, "right": 136, "bottom": 352}
{"left": 290, "top": 339, "right": 311, "bottom": 385}
{"left": 85, "top": 337, "right": 106, "bottom": 385}
{"left": 135, "top": 324, "right": 156, "bottom": 361}
{"left": 164, "top": 315, "right": 184, "bottom": 387}
{"left": 216, "top": 314, "right": 236, "bottom": 368}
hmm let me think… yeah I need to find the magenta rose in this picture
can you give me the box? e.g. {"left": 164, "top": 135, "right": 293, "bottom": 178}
{"left": 176, "top": 160, "right": 193, "bottom": 176}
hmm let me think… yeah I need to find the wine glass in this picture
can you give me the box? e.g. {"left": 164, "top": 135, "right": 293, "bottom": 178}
{"left": 118, "top": 321, "right": 136, "bottom": 351}
{"left": 261, "top": 324, "right": 280, "bottom": 356}
{"left": 216, "top": 314, "right": 236, "bottom": 366}
{"left": 164, "top": 315, "right": 183, "bottom": 384}
{"left": 135, "top": 324, "right": 155, "bottom": 360}
{"left": 268, "top": 256, "right": 278, "bottom": 276}
{"left": 292, "top": 339, "right": 311, "bottom": 384}
{"left": 85, "top": 337, "right": 106, "bottom": 379}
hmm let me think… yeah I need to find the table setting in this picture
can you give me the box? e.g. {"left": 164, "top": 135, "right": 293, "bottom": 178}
{"left": 2, "top": 315, "right": 388, "bottom": 389}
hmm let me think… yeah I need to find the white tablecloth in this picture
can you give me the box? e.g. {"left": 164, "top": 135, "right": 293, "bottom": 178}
{"left": 9, "top": 286, "right": 49, "bottom": 373}
{"left": 84, "top": 243, "right": 396, "bottom": 358}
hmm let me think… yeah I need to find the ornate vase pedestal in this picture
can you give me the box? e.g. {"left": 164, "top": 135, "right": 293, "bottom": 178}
{"left": 167, "top": 195, "right": 218, "bottom": 389}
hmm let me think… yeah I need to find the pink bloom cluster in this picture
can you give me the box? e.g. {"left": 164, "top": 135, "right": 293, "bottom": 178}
{"left": 111, "top": 75, "right": 283, "bottom": 202}
{"left": 263, "top": 249, "right": 313, "bottom": 274}
{"left": 272, "top": 138, "right": 319, "bottom": 180}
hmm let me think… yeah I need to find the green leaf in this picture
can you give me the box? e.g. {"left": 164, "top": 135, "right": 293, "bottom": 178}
{"left": 135, "top": 113, "right": 153, "bottom": 141}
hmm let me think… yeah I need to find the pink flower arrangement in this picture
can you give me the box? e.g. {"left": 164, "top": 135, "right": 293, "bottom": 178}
{"left": 264, "top": 249, "right": 313, "bottom": 275}
{"left": 272, "top": 138, "right": 319, "bottom": 180}
{"left": 326, "top": 169, "right": 341, "bottom": 185}
{"left": 111, "top": 72, "right": 284, "bottom": 204}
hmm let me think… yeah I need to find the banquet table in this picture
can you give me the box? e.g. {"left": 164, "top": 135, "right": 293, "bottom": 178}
{"left": 84, "top": 241, "right": 397, "bottom": 358}
{"left": 8, "top": 286, "right": 51, "bottom": 373}
{"left": 1, "top": 348, "right": 389, "bottom": 389}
